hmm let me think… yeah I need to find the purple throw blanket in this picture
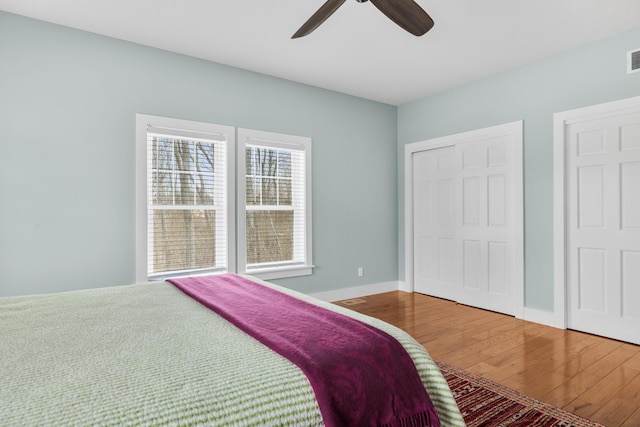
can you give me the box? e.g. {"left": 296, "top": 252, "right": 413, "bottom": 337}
{"left": 169, "top": 274, "right": 440, "bottom": 427}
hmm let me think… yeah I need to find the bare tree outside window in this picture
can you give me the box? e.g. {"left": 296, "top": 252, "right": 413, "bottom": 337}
{"left": 245, "top": 147, "right": 296, "bottom": 265}
{"left": 149, "top": 136, "right": 223, "bottom": 276}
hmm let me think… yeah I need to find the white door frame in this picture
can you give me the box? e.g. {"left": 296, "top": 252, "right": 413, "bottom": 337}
{"left": 553, "top": 95, "right": 640, "bottom": 330}
{"left": 404, "top": 121, "right": 524, "bottom": 318}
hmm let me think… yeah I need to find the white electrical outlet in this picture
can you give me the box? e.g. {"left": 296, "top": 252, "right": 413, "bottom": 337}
{"left": 357, "top": 267, "right": 364, "bottom": 277}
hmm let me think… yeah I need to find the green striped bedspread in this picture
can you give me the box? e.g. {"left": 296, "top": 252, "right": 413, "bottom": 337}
{"left": 0, "top": 277, "right": 464, "bottom": 426}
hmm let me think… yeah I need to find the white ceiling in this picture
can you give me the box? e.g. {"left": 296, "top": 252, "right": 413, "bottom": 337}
{"left": 2, "top": 0, "right": 640, "bottom": 105}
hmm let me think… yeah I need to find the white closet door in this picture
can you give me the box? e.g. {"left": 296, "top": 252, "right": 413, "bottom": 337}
{"left": 413, "top": 146, "right": 459, "bottom": 301}
{"left": 410, "top": 122, "right": 522, "bottom": 316}
{"left": 566, "top": 110, "right": 640, "bottom": 344}
{"left": 456, "top": 137, "right": 514, "bottom": 314}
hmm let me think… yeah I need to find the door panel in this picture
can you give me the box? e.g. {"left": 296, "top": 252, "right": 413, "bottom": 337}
{"left": 622, "top": 250, "right": 640, "bottom": 320}
{"left": 621, "top": 161, "right": 640, "bottom": 228}
{"left": 566, "top": 110, "right": 640, "bottom": 344}
{"left": 455, "top": 137, "right": 513, "bottom": 314}
{"left": 577, "top": 247, "right": 606, "bottom": 312}
{"left": 463, "top": 177, "right": 480, "bottom": 225}
{"left": 488, "top": 241, "right": 507, "bottom": 295}
{"left": 487, "top": 174, "right": 506, "bottom": 226}
{"left": 413, "top": 146, "right": 458, "bottom": 301}
{"left": 463, "top": 239, "right": 481, "bottom": 290}
{"left": 577, "top": 165, "right": 605, "bottom": 228}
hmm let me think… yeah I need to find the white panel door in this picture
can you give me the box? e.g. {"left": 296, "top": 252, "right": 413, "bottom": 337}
{"left": 566, "top": 111, "right": 640, "bottom": 344}
{"left": 456, "top": 137, "right": 514, "bottom": 314}
{"left": 411, "top": 122, "right": 521, "bottom": 316}
{"left": 413, "top": 146, "right": 459, "bottom": 301}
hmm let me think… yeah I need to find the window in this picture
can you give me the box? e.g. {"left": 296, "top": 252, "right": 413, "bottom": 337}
{"left": 237, "top": 129, "right": 312, "bottom": 279}
{"left": 136, "top": 114, "right": 235, "bottom": 281}
{"left": 135, "top": 117, "right": 311, "bottom": 282}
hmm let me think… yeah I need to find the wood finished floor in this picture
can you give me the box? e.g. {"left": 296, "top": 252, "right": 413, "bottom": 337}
{"left": 334, "top": 291, "right": 640, "bottom": 427}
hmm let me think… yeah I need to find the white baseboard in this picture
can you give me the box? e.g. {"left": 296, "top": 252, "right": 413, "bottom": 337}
{"left": 522, "top": 307, "right": 565, "bottom": 329}
{"left": 309, "top": 281, "right": 399, "bottom": 302}
{"left": 398, "top": 280, "right": 411, "bottom": 292}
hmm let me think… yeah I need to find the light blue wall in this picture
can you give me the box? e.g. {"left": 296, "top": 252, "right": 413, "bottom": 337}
{"left": 0, "top": 11, "right": 398, "bottom": 297}
{"left": 3, "top": 11, "right": 639, "bottom": 307}
{"left": 398, "top": 26, "right": 640, "bottom": 312}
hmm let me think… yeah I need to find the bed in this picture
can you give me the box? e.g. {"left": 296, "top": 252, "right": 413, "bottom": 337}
{"left": 0, "top": 274, "right": 464, "bottom": 426}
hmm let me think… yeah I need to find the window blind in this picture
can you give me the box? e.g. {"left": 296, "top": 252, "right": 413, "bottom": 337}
{"left": 146, "top": 126, "right": 228, "bottom": 278}
{"left": 245, "top": 143, "right": 305, "bottom": 268}
{"left": 238, "top": 129, "right": 312, "bottom": 277}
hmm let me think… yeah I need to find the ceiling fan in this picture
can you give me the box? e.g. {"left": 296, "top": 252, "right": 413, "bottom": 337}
{"left": 292, "top": 0, "right": 434, "bottom": 39}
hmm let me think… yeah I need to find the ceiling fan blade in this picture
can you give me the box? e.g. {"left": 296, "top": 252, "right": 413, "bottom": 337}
{"left": 369, "top": 0, "right": 434, "bottom": 36}
{"left": 292, "top": 0, "right": 347, "bottom": 39}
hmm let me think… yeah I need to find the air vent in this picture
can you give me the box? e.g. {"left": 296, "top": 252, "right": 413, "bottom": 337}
{"left": 629, "top": 49, "right": 640, "bottom": 74}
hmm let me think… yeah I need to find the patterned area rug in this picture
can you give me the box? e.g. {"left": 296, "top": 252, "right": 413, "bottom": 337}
{"left": 435, "top": 360, "right": 605, "bottom": 427}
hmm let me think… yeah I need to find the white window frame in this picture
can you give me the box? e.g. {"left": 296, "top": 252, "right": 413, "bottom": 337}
{"left": 135, "top": 114, "right": 235, "bottom": 282}
{"left": 237, "top": 128, "right": 313, "bottom": 280}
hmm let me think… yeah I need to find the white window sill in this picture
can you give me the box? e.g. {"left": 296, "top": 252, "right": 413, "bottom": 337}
{"left": 244, "top": 264, "right": 314, "bottom": 281}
